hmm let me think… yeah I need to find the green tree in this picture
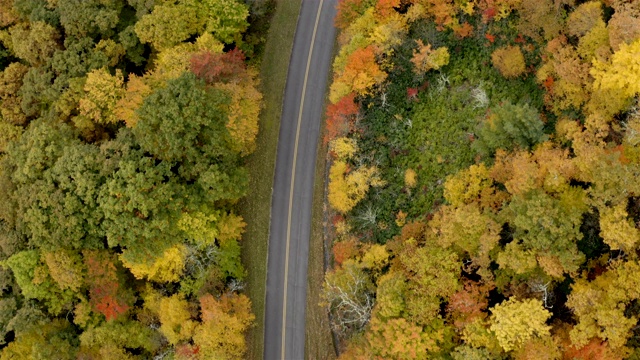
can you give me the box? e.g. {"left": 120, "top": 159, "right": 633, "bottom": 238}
{"left": 200, "top": 0, "right": 249, "bottom": 44}
{"left": 0, "top": 319, "right": 78, "bottom": 360}
{"left": 57, "top": 0, "right": 124, "bottom": 38}
{"left": 397, "top": 240, "right": 460, "bottom": 325}
{"left": 98, "top": 145, "right": 184, "bottom": 264}
{"left": 2, "top": 250, "right": 76, "bottom": 315}
{"left": 498, "top": 188, "right": 587, "bottom": 278}
{"left": 6, "top": 121, "right": 106, "bottom": 250}
{"left": 473, "top": 101, "right": 546, "bottom": 157}
{"left": 78, "top": 319, "right": 160, "bottom": 358}
{"left": 9, "top": 21, "right": 61, "bottom": 66}
{"left": 133, "top": 73, "right": 248, "bottom": 202}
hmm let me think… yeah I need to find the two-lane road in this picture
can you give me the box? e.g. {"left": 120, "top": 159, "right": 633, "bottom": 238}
{"left": 264, "top": 0, "right": 337, "bottom": 359}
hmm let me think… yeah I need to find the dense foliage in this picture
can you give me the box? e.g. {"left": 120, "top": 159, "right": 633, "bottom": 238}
{"left": 324, "top": 0, "right": 640, "bottom": 359}
{"left": 0, "top": 0, "right": 267, "bottom": 358}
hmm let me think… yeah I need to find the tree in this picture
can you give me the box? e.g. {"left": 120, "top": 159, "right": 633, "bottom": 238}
{"left": 121, "top": 244, "right": 187, "bottom": 283}
{"left": 498, "top": 188, "right": 587, "bottom": 277}
{"left": 598, "top": 203, "right": 640, "bottom": 251}
{"left": 513, "top": 336, "right": 561, "bottom": 360}
{"left": 330, "top": 137, "right": 358, "bottom": 160}
{"left": 78, "top": 320, "right": 160, "bottom": 358}
{"left": 133, "top": 73, "right": 235, "bottom": 168}
{"left": 57, "top": 0, "right": 124, "bottom": 38}
{"left": 43, "top": 250, "right": 85, "bottom": 292}
{"left": 515, "top": 0, "right": 563, "bottom": 41}
{"left": 134, "top": 1, "right": 202, "bottom": 50}
{"left": 447, "top": 281, "right": 492, "bottom": 330}
{"left": 375, "top": 271, "right": 406, "bottom": 319}
{"left": 330, "top": 45, "right": 387, "bottom": 103}
{"left": 9, "top": 21, "right": 61, "bottom": 66}
{"left": 411, "top": 40, "right": 450, "bottom": 75}
{"left": 98, "top": 147, "right": 184, "bottom": 263}
{"left": 365, "top": 317, "right": 435, "bottom": 359}
{"left": 0, "top": 0, "right": 18, "bottom": 28}
{"left": 567, "top": 260, "right": 640, "bottom": 349}
{"left": 2, "top": 250, "right": 76, "bottom": 315}
{"left": 0, "top": 62, "right": 28, "bottom": 125}
{"left": 397, "top": 241, "right": 460, "bottom": 325}
{"left": 335, "top": 0, "right": 376, "bottom": 30}
{"left": 328, "top": 160, "right": 384, "bottom": 213}
{"left": 84, "top": 250, "right": 133, "bottom": 321}
{"left": 157, "top": 294, "right": 196, "bottom": 345}
{"left": 114, "top": 74, "right": 151, "bottom": 128}
{"left": 591, "top": 39, "right": 640, "bottom": 99}
{"left": 5, "top": 121, "right": 106, "bottom": 251}
{"left": 491, "top": 45, "right": 526, "bottom": 78}
{"left": 566, "top": 1, "right": 603, "bottom": 37}
{"left": 193, "top": 293, "right": 255, "bottom": 360}
{"left": 489, "top": 297, "right": 551, "bottom": 352}
{"left": 77, "top": 68, "right": 125, "bottom": 126}
{"left": 473, "top": 101, "right": 546, "bottom": 157}
{"left": 215, "top": 73, "right": 262, "bottom": 155}
{"left": 536, "top": 36, "right": 592, "bottom": 114}
{"left": 563, "top": 338, "right": 626, "bottom": 360}
{"left": 428, "top": 203, "right": 500, "bottom": 276}
{"left": 323, "top": 260, "right": 374, "bottom": 334}
{"left": 607, "top": 2, "right": 640, "bottom": 51}
{"left": 199, "top": 0, "right": 249, "bottom": 44}
{"left": 0, "top": 319, "right": 78, "bottom": 360}
{"left": 190, "top": 49, "right": 247, "bottom": 85}
{"left": 324, "top": 92, "right": 358, "bottom": 143}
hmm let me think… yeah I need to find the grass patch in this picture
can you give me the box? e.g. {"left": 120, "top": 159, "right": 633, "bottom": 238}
{"left": 305, "top": 110, "right": 338, "bottom": 360}
{"left": 239, "top": 1, "right": 301, "bottom": 359}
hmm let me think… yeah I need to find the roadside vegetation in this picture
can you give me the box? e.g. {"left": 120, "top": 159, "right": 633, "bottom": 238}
{"left": 323, "top": 0, "right": 640, "bottom": 358}
{"left": 0, "top": 0, "right": 266, "bottom": 358}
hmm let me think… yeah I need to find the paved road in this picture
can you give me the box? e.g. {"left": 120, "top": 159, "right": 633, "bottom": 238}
{"left": 263, "top": 0, "right": 337, "bottom": 359}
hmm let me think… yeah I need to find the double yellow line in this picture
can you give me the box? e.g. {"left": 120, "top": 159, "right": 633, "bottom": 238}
{"left": 281, "top": 0, "right": 325, "bottom": 359}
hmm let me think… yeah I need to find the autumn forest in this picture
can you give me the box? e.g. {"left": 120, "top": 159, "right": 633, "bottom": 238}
{"left": 1, "top": 0, "right": 640, "bottom": 359}
{"left": 324, "top": 0, "right": 640, "bottom": 359}
{"left": 0, "top": 0, "right": 264, "bottom": 358}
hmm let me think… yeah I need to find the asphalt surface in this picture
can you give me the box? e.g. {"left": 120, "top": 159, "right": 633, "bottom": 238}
{"left": 263, "top": 0, "right": 337, "bottom": 359}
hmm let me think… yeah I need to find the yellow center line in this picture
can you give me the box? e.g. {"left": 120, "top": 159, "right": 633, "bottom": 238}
{"left": 281, "top": 0, "right": 325, "bottom": 359}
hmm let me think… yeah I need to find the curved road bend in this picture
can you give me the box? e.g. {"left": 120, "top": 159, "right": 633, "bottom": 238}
{"left": 264, "top": 0, "right": 337, "bottom": 359}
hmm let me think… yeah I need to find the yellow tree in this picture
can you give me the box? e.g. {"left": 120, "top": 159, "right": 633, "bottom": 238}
{"left": 77, "top": 68, "right": 125, "bottom": 126}
{"left": 115, "top": 74, "right": 151, "bottom": 128}
{"left": 0, "top": 62, "right": 28, "bottom": 125}
{"left": 411, "top": 40, "right": 450, "bottom": 75}
{"left": 330, "top": 45, "right": 387, "bottom": 103}
{"left": 328, "top": 160, "right": 384, "bottom": 214}
{"left": 121, "top": 244, "right": 187, "bottom": 283}
{"left": 566, "top": 260, "right": 640, "bottom": 349}
{"left": 489, "top": 297, "right": 551, "bottom": 352}
{"left": 215, "top": 71, "right": 262, "bottom": 155}
{"left": 193, "top": 293, "right": 255, "bottom": 360}
{"left": 428, "top": 203, "right": 501, "bottom": 277}
{"left": 491, "top": 45, "right": 526, "bottom": 78}
{"left": 158, "top": 294, "right": 197, "bottom": 345}
{"left": 591, "top": 39, "right": 640, "bottom": 99}
{"left": 599, "top": 203, "right": 640, "bottom": 251}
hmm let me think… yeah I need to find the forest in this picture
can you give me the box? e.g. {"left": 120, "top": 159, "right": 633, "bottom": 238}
{"left": 0, "top": 0, "right": 266, "bottom": 358}
{"left": 323, "top": 0, "right": 640, "bottom": 359}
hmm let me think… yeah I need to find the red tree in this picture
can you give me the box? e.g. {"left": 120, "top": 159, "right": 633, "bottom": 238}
{"left": 190, "top": 49, "right": 246, "bottom": 84}
{"left": 84, "top": 251, "right": 133, "bottom": 321}
{"left": 324, "top": 93, "right": 359, "bottom": 143}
